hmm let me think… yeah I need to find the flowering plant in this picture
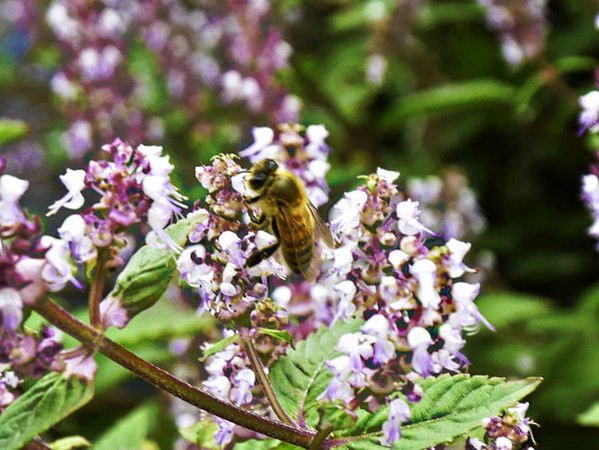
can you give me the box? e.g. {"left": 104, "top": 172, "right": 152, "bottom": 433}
{"left": 0, "top": 123, "right": 540, "bottom": 449}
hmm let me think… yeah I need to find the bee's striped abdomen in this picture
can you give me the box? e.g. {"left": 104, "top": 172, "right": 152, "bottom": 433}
{"left": 277, "top": 207, "right": 315, "bottom": 274}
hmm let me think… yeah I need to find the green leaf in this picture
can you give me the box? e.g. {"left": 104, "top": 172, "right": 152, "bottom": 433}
{"left": 257, "top": 328, "right": 294, "bottom": 345}
{"left": 380, "top": 80, "right": 514, "bottom": 129}
{"left": 200, "top": 334, "right": 240, "bottom": 361}
{"left": 0, "top": 372, "right": 94, "bottom": 450}
{"left": 179, "top": 418, "right": 218, "bottom": 448}
{"left": 317, "top": 404, "right": 357, "bottom": 431}
{"left": 475, "top": 291, "right": 554, "bottom": 329}
{"left": 0, "top": 118, "right": 28, "bottom": 145}
{"left": 269, "top": 318, "right": 363, "bottom": 426}
{"left": 578, "top": 402, "right": 599, "bottom": 427}
{"left": 105, "top": 299, "right": 214, "bottom": 346}
{"left": 330, "top": 0, "right": 395, "bottom": 32}
{"left": 417, "top": 2, "right": 484, "bottom": 29}
{"left": 106, "top": 215, "right": 200, "bottom": 321}
{"left": 338, "top": 374, "right": 541, "bottom": 449}
{"left": 234, "top": 439, "right": 298, "bottom": 449}
{"left": 49, "top": 436, "right": 92, "bottom": 450}
{"left": 93, "top": 345, "right": 171, "bottom": 395}
{"left": 94, "top": 401, "right": 159, "bottom": 450}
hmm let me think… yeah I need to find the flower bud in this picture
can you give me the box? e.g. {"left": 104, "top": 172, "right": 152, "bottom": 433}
{"left": 100, "top": 215, "right": 201, "bottom": 329}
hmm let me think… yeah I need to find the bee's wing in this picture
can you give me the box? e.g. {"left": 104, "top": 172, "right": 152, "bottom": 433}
{"left": 308, "top": 201, "right": 335, "bottom": 249}
{"left": 273, "top": 204, "right": 317, "bottom": 282}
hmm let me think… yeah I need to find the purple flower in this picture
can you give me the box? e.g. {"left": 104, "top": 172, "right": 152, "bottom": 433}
{"left": 63, "top": 352, "right": 97, "bottom": 382}
{"left": 381, "top": 398, "right": 411, "bottom": 447}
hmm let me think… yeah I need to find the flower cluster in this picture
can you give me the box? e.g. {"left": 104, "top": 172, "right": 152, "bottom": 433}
{"left": 365, "top": 0, "right": 423, "bottom": 86}
{"left": 467, "top": 402, "right": 536, "bottom": 450}
{"left": 202, "top": 338, "right": 257, "bottom": 446}
{"left": 478, "top": 0, "right": 547, "bottom": 66}
{"left": 579, "top": 82, "right": 599, "bottom": 249}
{"left": 139, "top": 0, "right": 298, "bottom": 123}
{"left": 178, "top": 123, "right": 491, "bottom": 447}
{"left": 178, "top": 154, "right": 285, "bottom": 320}
{"left": 0, "top": 326, "right": 63, "bottom": 412}
{"left": 0, "top": 157, "right": 65, "bottom": 409}
{"left": 406, "top": 168, "right": 486, "bottom": 241}
{"left": 45, "top": 0, "right": 298, "bottom": 158}
{"left": 46, "top": 0, "right": 158, "bottom": 157}
{"left": 48, "top": 139, "right": 186, "bottom": 265}
{"left": 0, "top": 157, "right": 49, "bottom": 325}
{"left": 317, "top": 169, "right": 492, "bottom": 446}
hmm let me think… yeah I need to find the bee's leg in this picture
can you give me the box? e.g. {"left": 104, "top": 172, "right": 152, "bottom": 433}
{"left": 248, "top": 209, "right": 267, "bottom": 225}
{"left": 245, "top": 196, "right": 261, "bottom": 205}
{"left": 246, "top": 218, "right": 280, "bottom": 267}
{"left": 246, "top": 240, "right": 280, "bottom": 267}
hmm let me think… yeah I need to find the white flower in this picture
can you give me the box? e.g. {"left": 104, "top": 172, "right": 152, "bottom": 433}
{"left": 0, "top": 174, "right": 29, "bottom": 228}
{"left": 232, "top": 368, "right": 255, "bottom": 405}
{"left": 361, "top": 315, "right": 395, "bottom": 364}
{"left": 446, "top": 238, "right": 475, "bottom": 277}
{"left": 407, "top": 326, "right": 433, "bottom": 376}
{"left": 47, "top": 169, "right": 86, "bottom": 216}
{"left": 411, "top": 259, "right": 441, "bottom": 312}
{"left": 389, "top": 249, "right": 409, "bottom": 268}
{"left": 239, "top": 126, "right": 275, "bottom": 161}
{"left": 332, "top": 280, "right": 357, "bottom": 322}
{"left": 376, "top": 167, "right": 399, "bottom": 183}
{"left": 0, "top": 288, "right": 23, "bottom": 331}
{"left": 450, "top": 282, "right": 494, "bottom": 332}
{"left": 272, "top": 286, "right": 291, "bottom": 309}
{"left": 381, "top": 398, "right": 411, "bottom": 447}
{"left": 40, "top": 236, "right": 79, "bottom": 291}
{"left": 204, "top": 375, "right": 231, "bottom": 400}
{"left": 495, "top": 436, "right": 513, "bottom": 450}
{"left": 366, "top": 53, "right": 387, "bottom": 86}
{"left": 58, "top": 215, "right": 94, "bottom": 258}
{"left": 336, "top": 332, "right": 375, "bottom": 372}
{"left": 579, "top": 90, "right": 599, "bottom": 131}
{"left": 396, "top": 199, "right": 436, "bottom": 236}
{"left": 330, "top": 190, "right": 368, "bottom": 237}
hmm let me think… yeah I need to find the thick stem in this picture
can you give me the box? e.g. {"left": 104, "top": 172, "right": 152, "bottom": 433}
{"left": 88, "top": 249, "right": 108, "bottom": 329}
{"left": 240, "top": 328, "right": 296, "bottom": 426}
{"left": 34, "top": 299, "right": 317, "bottom": 448}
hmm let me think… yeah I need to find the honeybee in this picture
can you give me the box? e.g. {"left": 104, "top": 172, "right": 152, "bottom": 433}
{"left": 244, "top": 159, "right": 334, "bottom": 280}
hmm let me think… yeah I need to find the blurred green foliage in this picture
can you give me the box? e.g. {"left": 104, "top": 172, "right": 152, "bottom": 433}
{"left": 2, "top": 0, "right": 599, "bottom": 447}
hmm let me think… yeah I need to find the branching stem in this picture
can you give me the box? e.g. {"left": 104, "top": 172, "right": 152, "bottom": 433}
{"left": 240, "top": 328, "right": 297, "bottom": 426}
{"left": 33, "top": 298, "right": 318, "bottom": 448}
{"left": 88, "top": 249, "right": 108, "bottom": 329}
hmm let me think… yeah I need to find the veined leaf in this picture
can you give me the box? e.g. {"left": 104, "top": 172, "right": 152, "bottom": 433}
{"left": 336, "top": 374, "right": 541, "bottom": 449}
{"left": 94, "top": 401, "right": 159, "bottom": 450}
{"left": 105, "top": 214, "right": 203, "bottom": 323}
{"left": 269, "top": 319, "right": 363, "bottom": 426}
{"left": 0, "top": 372, "right": 93, "bottom": 450}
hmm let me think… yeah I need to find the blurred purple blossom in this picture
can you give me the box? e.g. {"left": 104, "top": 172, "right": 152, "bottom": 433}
{"left": 478, "top": 0, "right": 547, "bottom": 66}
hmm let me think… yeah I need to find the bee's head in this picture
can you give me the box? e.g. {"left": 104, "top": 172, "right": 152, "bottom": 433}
{"left": 248, "top": 159, "right": 278, "bottom": 191}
